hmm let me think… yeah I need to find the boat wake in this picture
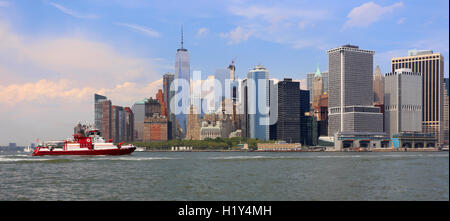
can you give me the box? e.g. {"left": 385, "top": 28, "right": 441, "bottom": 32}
{"left": 99, "top": 156, "right": 180, "bottom": 161}
{"left": 0, "top": 154, "right": 180, "bottom": 164}
{"left": 0, "top": 155, "right": 76, "bottom": 164}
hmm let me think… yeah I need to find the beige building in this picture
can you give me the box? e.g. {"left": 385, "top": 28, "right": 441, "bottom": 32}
{"left": 200, "top": 121, "right": 222, "bottom": 140}
{"left": 391, "top": 50, "right": 445, "bottom": 145}
{"left": 373, "top": 65, "right": 385, "bottom": 105}
{"left": 257, "top": 142, "right": 302, "bottom": 151}
{"left": 185, "top": 105, "right": 201, "bottom": 140}
{"left": 199, "top": 113, "right": 233, "bottom": 140}
{"left": 143, "top": 114, "right": 168, "bottom": 142}
{"left": 312, "top": 67, "right": 323, "bottom": 105}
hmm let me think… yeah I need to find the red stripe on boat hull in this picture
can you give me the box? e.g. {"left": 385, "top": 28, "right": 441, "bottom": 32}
{"left": 32, "top": 147, "right": 136, "bottom": 156}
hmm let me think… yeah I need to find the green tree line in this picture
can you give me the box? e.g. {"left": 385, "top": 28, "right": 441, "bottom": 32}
{"left": 131, "top": 137, "right": 277, "bottom": 150}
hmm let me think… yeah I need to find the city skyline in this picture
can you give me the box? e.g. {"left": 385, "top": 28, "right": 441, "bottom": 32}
{"left": 0, "top": 0, "right": 449, "bottom": 145}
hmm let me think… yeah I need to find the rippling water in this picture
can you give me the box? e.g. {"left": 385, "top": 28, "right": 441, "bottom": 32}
{"left": 0, "top": 151, "right": 448, "bottom": 200}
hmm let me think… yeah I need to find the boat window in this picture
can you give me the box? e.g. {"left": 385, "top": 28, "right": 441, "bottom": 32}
{"left": 88, "top": 131, "right": 101, "bottom": 136}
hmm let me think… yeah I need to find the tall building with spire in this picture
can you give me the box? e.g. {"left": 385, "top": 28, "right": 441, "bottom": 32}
{"left": 228, "top": 60, "right": 240, "bottom": 131}
{"left": 175, "top": 26, "right": 190, "bottom": 86}
{"left": 373, "top": 65, "right": 385, "bottom": 105}
{"left": 312, "top": 64, "right": 323, "bottom": 105}
{"left": 174, "top": 25, "right": 190, "bottom": 139}
{"left": 307, "top": 64, "right": 328, "bottom": 105}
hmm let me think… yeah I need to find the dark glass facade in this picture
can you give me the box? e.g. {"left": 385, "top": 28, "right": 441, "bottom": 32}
{"left": 300, "top": 89, "right": 310, "bottom": 116}
{"left": 94, "top": 94, "right": 107, "bottom": 131}
{"left": 300, "top": 116, "right": 318, "bottom": 146}
{"left": 276, "top": 79, "right": 301, "bottom": 143}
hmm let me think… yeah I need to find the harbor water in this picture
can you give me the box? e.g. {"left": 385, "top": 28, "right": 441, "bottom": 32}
{"left": 0, "top": 151, "right": 448, "bottom": 200}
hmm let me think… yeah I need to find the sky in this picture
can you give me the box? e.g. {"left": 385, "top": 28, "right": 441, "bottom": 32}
{"left": 0, "top": 0, "right": 448, "bottom": 145}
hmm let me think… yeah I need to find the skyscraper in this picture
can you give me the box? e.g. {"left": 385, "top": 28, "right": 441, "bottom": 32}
{"left": 156, "top": 89, "right": 165, "bottom": 117}
{"left": 327, "top": 44, "right": 383, "bottom": 136}
{"left": 307, "top": 65, "right": 328, "bottom": 105}
{"left": 111, "top": 105, "right": 120, "bottom": 143}
{"left": 228, "top": 60, "right": 240, "bottom": 131}
{"left": 443, "top": 78, "right": 449, "bottom": 144}
{"left": 185, "top": 105, "right": 201, "bottom": 140}
{"left": 277, "top": 78, "right": 301, "bottom": 143}
{"left": 391, "top": 50, "right": 445, "bottom": 145}
{"left": 322, "top": 71, "right": 329, "bottom": 94}
{"left": 124, "top": 107, "right": 134, "bottom": 142}
{"left": 144, "top": 115, "right": 168, "bottom": 142}
{"left": 110, "top": 105, "right": 125, "bottom": 143}
{"left": 245, "top": 65, "right": 270, "bottom": 141}
{"left": 145, "top": 97, "right": 162, "bottom": 116}
{"left": 300, "top": 89, "right": 310, "bottom": 116}
{"left": 306, "top": 73, "right": 314, "bottom": 104}
{"left": 101, "top": 99, "right": 112, "bottom": 142}
{"left": 384, "top": 68, "right": 422, "bottom": 137}
{"left": 373, "top": 65, "right": 385, "bottom": 132}
{"left": 118, "top": 107, "right": 125, "bottom": 142}
{"left": 94, "top": 94, "right": 107, "bottom": 131}
{"left": 131, "top": 99, "right": 147, "bottom": 141}
{"left": 241, "top": 78, "right": 249, "bottom": 138}
{"left": 163, "top": 73, "right": 175, "bottom": 139}
{"left": 316, "top": 93, "right": 329, "bottom": 136}
{"left": 373, "top": 65, "right": 385, "bottom": 105}
{"left": 300, "top": 114, "right": 318, "bottom": 146}
{"left": 174, "top": 26, "right": 190, "bottom": 139}
{"left": 312, "top": 65, "right": 323, "bottom": 105}
{"left": 214, "top": 68, "right": 228, "bottom": 104}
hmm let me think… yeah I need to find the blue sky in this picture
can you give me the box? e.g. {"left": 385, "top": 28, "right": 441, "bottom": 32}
{"left": 3, "top": 0, "right": 449, "bottom": 78}
{"left": 0, "top": 0, "right": 448, "bottom": 145}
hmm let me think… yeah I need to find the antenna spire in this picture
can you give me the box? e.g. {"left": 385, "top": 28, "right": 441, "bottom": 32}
{"left": 181, "top": 25, "right": 184, "bottom": 49}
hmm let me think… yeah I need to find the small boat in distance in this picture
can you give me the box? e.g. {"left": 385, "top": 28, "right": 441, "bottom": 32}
{"left": 24, "top": 145, "right": 32, "bottom": 153}
{"left": 32, "top": 124, "right": 135, "bottom": 156}
{"left": 135, "top": 147, "right": 145, "bottom": 152}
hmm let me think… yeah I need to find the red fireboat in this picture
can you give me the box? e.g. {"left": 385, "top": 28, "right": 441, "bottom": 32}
{"left": 32, "top": 126, "right": 136, "bottom": 156}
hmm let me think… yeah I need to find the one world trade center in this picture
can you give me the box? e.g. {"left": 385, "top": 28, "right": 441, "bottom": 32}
{"left": 173, "top": 26, "right": 190, "bottom": 139}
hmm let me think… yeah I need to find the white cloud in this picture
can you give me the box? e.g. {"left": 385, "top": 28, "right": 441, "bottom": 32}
{"left": 0, "top": 19, "right": 165, "bottom": 144}
{"left": 114, "top": 22, "right": 160, "bottom": 38}
{"left": 97, "top": 78, "right": 163, "bottom": 107}
{"left": 220, "top": 26, "right": 252, "bottom": 45}
{"left": 0, "top": 78, "right": 163, "bottom": 145}
{"left": 0, "top": 21, "right": 161, "bottom": 88}
{"left": 343, "top": 1, "right": 404, "bottom": 29}
{"left": 49, "top": 2, "right": 98, "bottom": 19}
{"left": 0, "top": 79, "right": 95, "bottom": 106}
{"left": 0, "top": 78, "right": 163, "bottom": 107}
{"left": 196, "top": 27, "right": 209, "bottom": 38}
{"left": 397, "top": 17, "right": 407, "bottom": 24}
{"left": 222, "top": 3, "right": 329, "bottom": 49}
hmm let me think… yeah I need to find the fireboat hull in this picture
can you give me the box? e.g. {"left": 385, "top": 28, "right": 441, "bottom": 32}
{"left": 32, "top": 147, "right": 136, "bottom": 156}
